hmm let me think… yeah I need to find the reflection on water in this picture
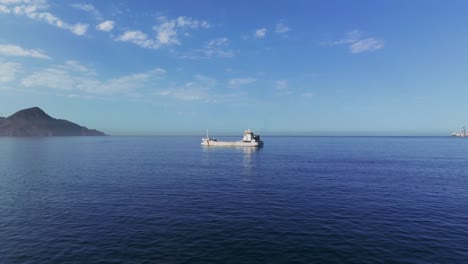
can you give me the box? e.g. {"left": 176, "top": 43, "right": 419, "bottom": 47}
{"left": 200, "top": 146, "right": 261, "bottom": 175}
{"left": 242, "top": 147, "right": 259, "bottom": 175}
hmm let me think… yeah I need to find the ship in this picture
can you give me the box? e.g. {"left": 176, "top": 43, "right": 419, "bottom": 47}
{"left": 201, "top": 129, "right": 264, "bottom": 147}
{"left": 451, "top": 127, "right": 467, "bottom": 137}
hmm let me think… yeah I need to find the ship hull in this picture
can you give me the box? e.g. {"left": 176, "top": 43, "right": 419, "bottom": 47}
{"left": 201, "top": 140, "right": 263, "bottom": 147}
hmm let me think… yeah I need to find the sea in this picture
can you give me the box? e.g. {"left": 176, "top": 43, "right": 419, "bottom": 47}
{"left": 0, "top": 136, "right": 467, "bottom": 263}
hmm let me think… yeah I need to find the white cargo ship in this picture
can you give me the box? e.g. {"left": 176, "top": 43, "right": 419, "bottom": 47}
{"left": 451, "top": 127, "right": 466, "bottom": 137}
{"left": 201, "top": 129, "right": 264, "bottom": 147}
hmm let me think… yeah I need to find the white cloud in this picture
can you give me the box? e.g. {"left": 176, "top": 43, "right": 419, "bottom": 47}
{"left": 350, "top": 38, "right": 384, "bottom": 53}
{"left": 157, "top": 74, "right": 244, "bottom": 103}
{"left": 70, "top": 23, "right": 88, "bottom": 35}
{"left": 153, "top": 16, "right": 210, "bottom": 45}
{"left": 154, "top": 19, "right": 179, "bottom": 45}
{"left": 179, "top": 37, "right": 236, "bottom": 59}
{"left": 255, "top": 28, "right": 267, "bottom": 38}
{"left": 0, "top": 5, "right": 10, "bottom": 13}
{"left": 333, "top": 30, "right": 362, "bottom": 45}
{"left": 72, "top": 3, "right": 102, "bottom": 19}
{"left": 0, "top": 60, "right": 21, "bottom": 82}
{"left": 229, "top": 77, "right": 256, "bottom": 87}
{"left": 0, "top": 44, "right": 50, "bottom": 59}
{"left": 206, "top": 37, "right": 228, "bottom": 47}
{"left": 21, "top": 67, "right": 75, "bottom": 90}
{"left": 2, "top": 0, "right": 89, "bottom": 35}
{"left": 115, "top": 30, "right": 158, "bottom": 49}
{"left": 0, "top": 0, "right": 37, "bottom": 4}
{"left": 275, "top": 80, "right": 288, "bottom": 90}
{"left": 175, "top": 16, "right": 210, "bottom": 29}
{"left": 275, "top": 22, "right": 290, "bottom": 34}
{"left": 331, "top": 30, "right": 384, "bottom": 54}
{"left": 203, "top": 37, "right": 235, "bottom": 58}
{"left": 116, "top": 16, "right": 210, "bottom": 49}
{"left": 157, "top": 74, "right": 216, "bottom": 101}
{"left": 58, "top": 60, "right": 95, "bottom": 74}
{"left": 200, "top": 20, "right": 210, "bottom": 29}
{"left": 96, "top": 20, "right": 114, "bottom": 32}
{"left": 21, "top": 60, "right": 166, "bottom": 94}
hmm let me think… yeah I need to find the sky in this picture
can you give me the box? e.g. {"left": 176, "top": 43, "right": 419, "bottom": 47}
{"left": 1, "top": 0, "right": 468, "bottom": 135}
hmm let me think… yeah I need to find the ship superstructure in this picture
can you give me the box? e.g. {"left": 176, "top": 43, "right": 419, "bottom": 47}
{"left": 201, "top": 129, "right": 263, "bottom": 147}
{"left": 451, "top": 127, "right": 466, "bottom": 137}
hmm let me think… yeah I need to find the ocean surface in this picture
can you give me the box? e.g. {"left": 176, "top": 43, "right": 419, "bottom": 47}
{"left": 0, "top": 136, "right": 467, "bottom": 263}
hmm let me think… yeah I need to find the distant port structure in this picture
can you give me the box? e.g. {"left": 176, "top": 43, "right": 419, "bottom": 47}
{"left": 452, "top": 127, "right": 466, "bottom": 137}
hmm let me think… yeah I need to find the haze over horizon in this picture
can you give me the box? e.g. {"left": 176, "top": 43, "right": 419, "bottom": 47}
{"left": 1, "top": 0, "right": 467, "bottom": 136}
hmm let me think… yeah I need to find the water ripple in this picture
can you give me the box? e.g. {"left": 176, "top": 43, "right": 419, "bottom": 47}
{"left": 0, "top": 137, "right": 467, "bottom": 263}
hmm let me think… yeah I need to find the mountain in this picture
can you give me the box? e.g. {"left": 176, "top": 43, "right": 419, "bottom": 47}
{"left": 0, "top": 107, "right": 106, "bottom": 136}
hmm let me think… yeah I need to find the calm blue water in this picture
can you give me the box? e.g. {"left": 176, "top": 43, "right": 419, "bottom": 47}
{"left": 0, "top": 136, "right": 467, "bottom": 263}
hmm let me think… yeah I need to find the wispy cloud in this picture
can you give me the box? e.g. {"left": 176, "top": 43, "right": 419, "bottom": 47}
{"left": 174, "top": 16, "right": 210, "bottom": 29}
{"left": 203, "top": 38, "right": 235, "bottom": 58}
{"left": 154, "top": 17, "right": 180, "bottom": 46}
{"left": 157, "top": 74, "right": 216, "bottom": 101}
{"left": 157, "top": 75, "right": 242, "bottom": 102}
{"left": 229, "top": 77, "right": 256, "bottom": 87}
{"left": 154, "top": 16, "right": 210, "bottom": 45}
{"left": 0, "top": 44, "right": 50, "bottom": 59}
{"left": 275, "top": 80, "right": 288, "bottom": 90}
{"left": 69, "top": 23, "right": 88, "bottom": 35}
{"left": 116, "top": 15, "right": 211, "bottom": 49}
{"left": 21, "top": 60, "right": 166, "bottom": 94}
{"left": 96, "top": 20, "right": 114, "bottom": 32}
{"left": 1, "top": 0, "right": 89, "bottom": 35}
{"left": 0, "top": 5, "right": 10, "bottom": 13}
{"left": 115, "top": 30, "right": 157, "bottom": 49}
{"left": 180, "top": 37, "right": 236, "bottom": 59}
{"left": 0, "top": 60, "right": 21, "bottom": 83}
{"left": 349, "top": 38, "right": 384, "bottom": 54}
{"left": 329, "top": 30, "right": 384, "bottom": 54}
{"left": 158, "top": 86, "right": 207, "bottom": 101}
{"left": 71, "top": 3, "right": 102, "bottom": 20}
{"left": 332, "top": 30, "right": 362, "bottom": 45}
{"left": 275, "top": 22, "right": 290, "bottom": 34}
{"left": 255, "top": 28, "right": 267, "bottom": 38}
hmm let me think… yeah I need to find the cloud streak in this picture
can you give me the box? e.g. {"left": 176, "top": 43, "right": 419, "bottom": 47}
{"left": 275, "top": 80, "right": 288, "bottom": 90}
{"left": 116, "top": 15, "right": 211, "bottom": 49}
{"left": 255, "top": 28, "right": 267, "bottom": 38}
{"left": 97, "top": 20, "right": 114, "bottom": 32}
{"left": 1, "top": 0, "right": 89, "bottom": 35}
{"left": 229, "top": 77, "right": 256, "bottom": 87}
{"left": 0, "top": 60, "right": 21, "bottom": 83}
{"left": 115, "top": 30, "right": 157, "bottom": 49}
{"left": 275, "top": 22, "right": 290, "bottom": 34}
{"left": 0, "top": 44, "right": 50, "bottom": 59}
{"left": 179, "top": 37, "right": 236, "bottom": 59}
{"left": 21, "top": 60, "right": 166, "bottom": 94}
{"left": 350, "top": 38, "right": 384, "bottom": 54}
{"left": 157, "top": 74, "right": 216, "bottom": 101}
{"left": 71, "top": 3, "right": 102, "bottom": 20}
{"left": 330, "top": 30, "right": 384, "bottom": 54}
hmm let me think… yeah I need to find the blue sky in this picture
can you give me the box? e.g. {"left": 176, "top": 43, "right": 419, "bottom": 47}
{"left": 1, "top": 0, "right": 467, "bottom": 135}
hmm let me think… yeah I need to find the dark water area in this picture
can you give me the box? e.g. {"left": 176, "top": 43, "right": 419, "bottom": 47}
{"left": 0, "top": 136, "right": 467, "bottom": 263}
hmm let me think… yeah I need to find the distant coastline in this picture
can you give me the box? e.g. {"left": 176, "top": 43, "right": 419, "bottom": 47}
{"left": 0, "top": 107, "right": 106, "bottom": 137}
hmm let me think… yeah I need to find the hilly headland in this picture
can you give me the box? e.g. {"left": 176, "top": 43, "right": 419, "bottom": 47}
{"left": 0, "top": 107, "right": 105, "bottom": 137}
